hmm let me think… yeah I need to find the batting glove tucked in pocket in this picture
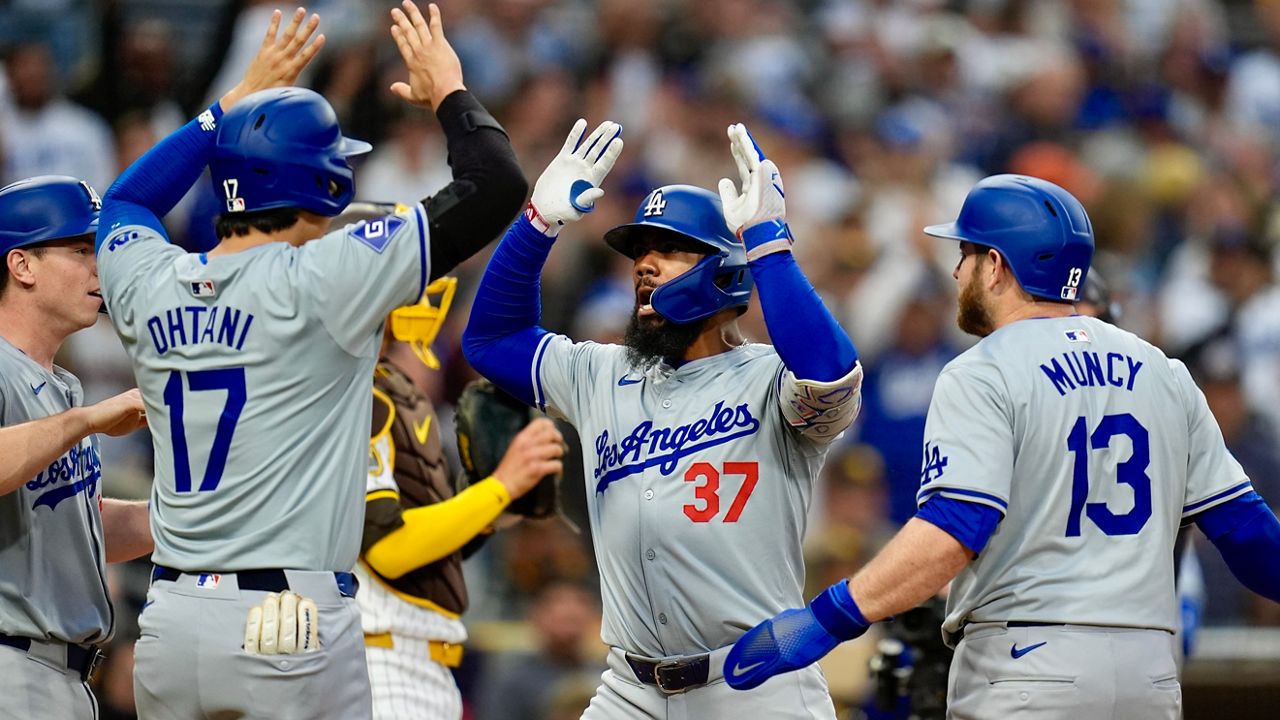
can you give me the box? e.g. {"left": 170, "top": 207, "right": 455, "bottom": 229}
{"left": 243, "top": 591, "right": 320, "bottom": 654}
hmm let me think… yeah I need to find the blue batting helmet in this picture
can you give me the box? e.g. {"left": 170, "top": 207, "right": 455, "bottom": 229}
{"left": 924, "top": 174, "right": 1094, "bottom": 302}
{"left": 603, "top": 185, "right": 752, "bottom": 324}
{"left": 211, "top": 88, "right": 372, "bottom": 217}
{"left": 0, "top": 175, "right": 101, "bottom": 256}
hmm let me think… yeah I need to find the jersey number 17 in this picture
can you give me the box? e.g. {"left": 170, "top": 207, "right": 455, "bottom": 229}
{"left": 162, "top": 368, "right": 246, "bottom": 493}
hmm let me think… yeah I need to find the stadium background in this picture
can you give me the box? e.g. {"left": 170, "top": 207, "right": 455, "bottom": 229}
{"left": 3, "top": 0, "right": 1279, "bottom": 717}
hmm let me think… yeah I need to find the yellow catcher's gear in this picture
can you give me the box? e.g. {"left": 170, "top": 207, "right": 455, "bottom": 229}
{"left": 389, "top": 276, "right": 457, "bottom": 369}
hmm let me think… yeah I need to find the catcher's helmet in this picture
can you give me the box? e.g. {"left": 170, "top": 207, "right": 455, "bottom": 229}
{"left": 603, "top": 185, "right": 752, "bottom": 324}
{"left": 925, "top": 174, "right": 1094, "bottom": 302}
{"left": 211, "top": 88, "right": 372, "bottom": 217}
{"left": 0, "top": 176, "right": 100, "bottom": 255}
{"left": 391, "top": 276, "right": 457, "bottom": 369}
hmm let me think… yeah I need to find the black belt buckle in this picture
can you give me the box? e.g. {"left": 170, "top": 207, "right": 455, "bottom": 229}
{"left": 80, "top": 647, "right": 105, "bottom": 683}
{"left": 653, "top": 659, "right": 688, "bottom": 695}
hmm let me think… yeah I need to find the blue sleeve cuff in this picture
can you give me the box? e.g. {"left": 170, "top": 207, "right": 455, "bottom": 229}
{"left": 1193, "top": 491, "right": 1268, "bottom": 540}
{"left": 916, "top": 496, "right": 1004, "bottom": 554}
{"left": 1197, "top": 492, "right": 1280, "bottom": 603}
{"left": 809, "top": 579, "right": 870, "bottom": 641}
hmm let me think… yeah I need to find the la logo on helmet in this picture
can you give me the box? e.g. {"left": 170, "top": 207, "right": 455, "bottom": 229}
{"left": 643, "top": 190, "right": 667, "bottom": 217}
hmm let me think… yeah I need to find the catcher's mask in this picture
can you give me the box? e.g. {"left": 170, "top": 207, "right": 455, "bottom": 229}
{"left": 390, "top": 276, "right": 457, "bottom": 369}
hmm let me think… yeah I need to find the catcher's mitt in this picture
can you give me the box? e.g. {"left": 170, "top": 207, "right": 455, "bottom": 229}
{"left": 455, "top": 379, "right": 566, "bottom": 522}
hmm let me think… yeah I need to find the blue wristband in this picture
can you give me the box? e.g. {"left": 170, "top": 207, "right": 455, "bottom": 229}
{"left": 809, "top": 579, "right": 869, "bottom": 641}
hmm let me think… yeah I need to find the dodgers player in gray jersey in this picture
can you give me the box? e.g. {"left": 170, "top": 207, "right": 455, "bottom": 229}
{"left": 464, "top": 122, "right": 863, "bottom": 718}
{"left": 726, "top": 175, "right": 1280, "bottom": 719}
{"left": 0, "top": 175, "right": 152, "bottom": 719}
{"left": 94, "top": 5, "right": 531, "bottom": 718}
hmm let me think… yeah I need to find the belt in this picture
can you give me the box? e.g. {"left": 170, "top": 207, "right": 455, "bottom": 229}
{"left": 955, "top": 621, "right": 1061, "bottom": 642}
{"left": 625, "top": 652, "right": 710, "bottom": 695}
{"left": 151, "top": 565, "right": 358, "bottom": 599}
{"left": 363, "top": 633, "right": 464, "bottom": 667}
{"left": 0, "top": 633, "right": 104, "bottom": 682}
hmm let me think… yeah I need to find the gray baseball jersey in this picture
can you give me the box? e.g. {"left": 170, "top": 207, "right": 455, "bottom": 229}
{"left": 97, "top": 208, "right": 430, "bottom": 572}
{"left": 0, "top": 336, "right": 111, "bottom": 645}
{"left": 532, "top": 336, "right": 862, "bottom": 657}
{"left": 917, "top": 315, "right": 1251, "bottom": 636}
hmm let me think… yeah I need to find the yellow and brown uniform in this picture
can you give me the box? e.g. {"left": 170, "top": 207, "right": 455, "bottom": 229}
{"left": 356, "top": 361, "right": 512, "bottom": 667}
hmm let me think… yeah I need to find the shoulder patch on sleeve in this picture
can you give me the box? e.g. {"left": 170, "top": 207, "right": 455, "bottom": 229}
{"left": 347, "top": 215, "right": 408, "bottom": 254}
{"left": 105, "top": 228, "right": 142, "bottom": 253}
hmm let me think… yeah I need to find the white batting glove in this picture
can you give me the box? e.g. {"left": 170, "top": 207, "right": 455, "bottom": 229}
{"left": 525, "top": 119, "right": 624, "bottom": 236}
{"left": 717, "top": 123, "right": 794, "bottom": 259}
{"left": 244, "top": 591, "right": 320, "bottom": 655}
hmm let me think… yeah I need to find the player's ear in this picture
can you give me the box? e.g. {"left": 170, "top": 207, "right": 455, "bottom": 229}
{"left": 5, "top": 248, "right": 37, "bottom": 290}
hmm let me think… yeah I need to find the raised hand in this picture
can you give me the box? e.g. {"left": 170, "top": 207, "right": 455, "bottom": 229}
{"left": 526, "top": 119, "right": 624, "bottom": 236}
{"left": 717, "top": 123, "right": 792, "bottom": 257}
{"left": 389, "top": 1, "right": 465, "bottom": 110}
{"left": 221, "top": 7, "right": 326, "bottom": 110}
{"left": 85, "top": 389, "right": 148, "bottom": 437}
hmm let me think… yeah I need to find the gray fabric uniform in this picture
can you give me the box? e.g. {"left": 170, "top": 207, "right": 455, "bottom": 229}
{"left": 916, "top": 316, "right": 1249, "bottom": 719}
{"left": 0, "top": 336, "right": 109, "bottom": 720}
{"left": 531, "top": 336, "right": 862, "bottom": 718}
{"left": 98, "top": 206, "right": 430, "bottom": 720}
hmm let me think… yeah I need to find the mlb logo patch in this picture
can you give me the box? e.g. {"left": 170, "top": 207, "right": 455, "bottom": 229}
{"left": 226, "top": 197, "right": 246, "bottom": 212}
{"left": 1061, "top": 286, "right": 1079, "bottom": 301}
{"left": 348, "top": 215, "right": 407, "bottom": 254}
{"left": 190, "top": 280, "right": 216, "bottom": 298}
{"left": 196, "top": 574, "right": 221, "bottom": 589}
{"left": 1065, "top": 329, "right": 1091, "bottom": 343}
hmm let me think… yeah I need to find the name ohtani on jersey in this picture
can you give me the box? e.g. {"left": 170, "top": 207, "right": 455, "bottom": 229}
{"left": 593, "top": 401, "right": 760, "bottom": 492}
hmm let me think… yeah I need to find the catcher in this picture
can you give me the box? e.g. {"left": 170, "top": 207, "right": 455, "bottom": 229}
{"left": 348, "top": 204, "right": 567, "bottom": 720}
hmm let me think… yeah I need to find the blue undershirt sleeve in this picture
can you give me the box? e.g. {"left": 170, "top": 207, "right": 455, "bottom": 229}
{"left": 744, "top": 242, "right": 858, "bottom": 382}
{"left": 97, "top": 104, "right": 223, "bottom": 251}
{"left": 461, "top": 215, "right": 554, "bottom": 406}
{"left": 916, "top": 495, "right": 1004, "bottom": 555}
{"left": 1193, "top": 491, "right": 1280, "bottom": 603}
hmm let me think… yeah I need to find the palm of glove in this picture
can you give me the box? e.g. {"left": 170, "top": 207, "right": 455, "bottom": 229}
{"left": 529, "top": 119, "right": 623, "bottom": 234}
{"left": 718, "top": 123, "right": 787, "bottom": 236}
{"left": 724, "top": 607, "right": 839, "bottom": 691}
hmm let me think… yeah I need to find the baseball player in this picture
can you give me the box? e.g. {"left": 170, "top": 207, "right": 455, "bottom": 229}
{"left": 93, "top": 4, "right": 532, "bottom": 718}
{"left": 725, "top": 175, "right": 1280, "bottom": 720}
{"left": 0, "top": 175, "right": 152, "bottom": 720}
{"left": 463, "top": 121, "right": 863, "bottom": 718}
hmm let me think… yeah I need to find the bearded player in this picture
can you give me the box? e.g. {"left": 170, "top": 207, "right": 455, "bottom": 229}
{"left": 463, "top": 121, "right": 862, "bottom": 718}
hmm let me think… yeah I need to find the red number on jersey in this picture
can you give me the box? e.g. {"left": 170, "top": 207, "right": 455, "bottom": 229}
{"left": 683, "top": 461, "right": 759, "bottom": 523}
{"left": 683, "top": 462, "right": 720, "bottom": 522}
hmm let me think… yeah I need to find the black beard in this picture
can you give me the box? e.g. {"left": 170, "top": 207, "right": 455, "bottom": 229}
{"left": 623, "top": 306, "right": 707, "bottom": 369}
{"left": 956, "top": 270, "right": 994, "bottom": 337}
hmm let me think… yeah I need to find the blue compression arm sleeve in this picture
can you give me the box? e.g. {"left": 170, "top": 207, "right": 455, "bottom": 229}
{"left": 461, "top": 215, "right": 553, "bottom": 406}
{"left": 916, "top": 495, "right": 1004, "bottom": 555}
{"left": 97, "top": 104, "right": 223, "bottom": 250}
{"left": 1194, "top": 491, "right": 1280, "bottom": 603}
{"left": 743, "top": 225, "right": 858, "bottom": 382}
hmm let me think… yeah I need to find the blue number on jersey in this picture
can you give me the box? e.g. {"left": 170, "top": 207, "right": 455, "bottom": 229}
{"left": 162, "top": 368, "right": 246, "bottom": 492}
{"left": 1065, "top": 413, "right": 1152, "bottom": 536}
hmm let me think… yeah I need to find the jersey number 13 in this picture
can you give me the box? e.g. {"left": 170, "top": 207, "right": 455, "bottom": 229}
{"left": 1065, "top": 413, "right": 1152, "bottom": 537}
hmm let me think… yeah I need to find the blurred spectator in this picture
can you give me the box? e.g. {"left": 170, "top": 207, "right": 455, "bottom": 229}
{"left": 850, "top": 275, "right": 959, "bottom": 524}
{"left": 1182, "top": 333, "right": 1280, "bottom": 625}
{"left": 1203, "top": 220, "right": 1280, "bottom": 443}
{"left": 474, "top": 581, "right": 606, "bottom": 720}
{"left": 1, "top": 41, "right": 114, "bottom": 190}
